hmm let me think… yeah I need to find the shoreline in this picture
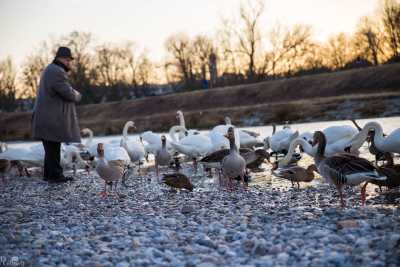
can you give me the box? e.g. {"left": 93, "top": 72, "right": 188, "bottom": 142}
{"left": 1, "top": 161, "right": 399, "bottom": 267}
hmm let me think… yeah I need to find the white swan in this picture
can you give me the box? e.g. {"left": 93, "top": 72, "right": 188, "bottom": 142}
{"left": 239, "top": 130, "right": 262, "bottom": 148}
{"left": 269, "top": 127, "right": 299, "bottom": 153}
{"left": 224, "top": 116, "right": 261, "bottom": 147}
{"left": 176, "top": 110, "right": 200, "bottom": 139}
{"left": 300, "top": 125, "right": 358, "bottom": 146}
{"left": 120, "top": 121, "right": 146, "bottom": 163}
{"left": 277, "top": 131, "right": 363, "bottom": 168}
{"left": 348, "top": 121, "right": 400, "bottom": 153}
{"left": 141, "top": 131, "right": 173, "bottom": 156}
{"left": 209, "top": 118, "right": 241, "bottom": 150}
{"left": 299, "top": 132, "right": 313, "bottom": 144}
{"left": 169, "top": 126, "right": 212, "bottom": 159}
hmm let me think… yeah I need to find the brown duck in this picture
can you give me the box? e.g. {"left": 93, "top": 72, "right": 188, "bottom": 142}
{"left": 162, "top": 173, "right": 194, "bottom": 191}
{"left": 272, "top": 164, "right": 318, "bottom": 189}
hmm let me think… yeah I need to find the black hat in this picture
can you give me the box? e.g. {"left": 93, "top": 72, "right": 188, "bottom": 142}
{"left": 55, "top": 46, "right": 74, "bottom": 60}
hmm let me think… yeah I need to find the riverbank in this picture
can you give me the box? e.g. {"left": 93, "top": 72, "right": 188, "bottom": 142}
{"left": 1, "top": 63, "right": 400, "bottom": 141}
{"left": 0, "top": 161, "right": 399, "bottom": 267}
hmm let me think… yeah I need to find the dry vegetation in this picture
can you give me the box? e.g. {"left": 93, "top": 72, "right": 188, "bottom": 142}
{"left": 1, "top": 63, "right": 399, "bottom": 141}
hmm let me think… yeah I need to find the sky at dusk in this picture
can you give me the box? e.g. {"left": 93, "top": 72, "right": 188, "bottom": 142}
{"left": 0, "top": 0, "right": 379, "bottom": 66}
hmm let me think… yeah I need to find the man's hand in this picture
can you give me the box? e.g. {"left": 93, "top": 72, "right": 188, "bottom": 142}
{"left": 74, "top": 89, "right": 82, "bottom": 102}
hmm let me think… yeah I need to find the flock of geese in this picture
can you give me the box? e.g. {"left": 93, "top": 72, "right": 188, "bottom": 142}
{"left": 0, "top": 110, "right": 399, "bottom": 207}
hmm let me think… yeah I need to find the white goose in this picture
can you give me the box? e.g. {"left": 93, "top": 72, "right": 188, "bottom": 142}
{"left": 221, "top": 127, "right": 246, "bottom": 188}
{"left": 120, "top": 121, "right": 146, "bottom": 164}
{"left": 348, "top": 121, "right": 400, "bottom": 154}
{"left": 155, "top": 135, "right": 172, "bottom": 177}
{"left": 95, "top": 143, "right": 128, "bottom": 197}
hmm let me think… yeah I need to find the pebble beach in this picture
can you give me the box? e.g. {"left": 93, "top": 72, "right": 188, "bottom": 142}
{"left": 1, "top": 160, "right": 399, "bottom": 267}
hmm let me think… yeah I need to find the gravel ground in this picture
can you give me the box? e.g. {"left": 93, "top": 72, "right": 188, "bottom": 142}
{"left": 0, "top": 162, "right": 399, "bottom": 267}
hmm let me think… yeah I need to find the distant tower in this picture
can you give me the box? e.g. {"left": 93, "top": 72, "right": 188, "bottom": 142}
{"left": 208, "top": 52, "right": 217, "bottom": 88}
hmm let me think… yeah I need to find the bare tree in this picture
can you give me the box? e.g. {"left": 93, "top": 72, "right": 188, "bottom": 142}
{"left": 165, "top": 33, "right": 194, "bottom": 87}
{"left": 192, "top": 35, "right": 215, "bottom": 81}
{"left": 381, "top": 0, "right": 400, "bottom": 58}
{"left": 216, "top": 19, "right": 243, "bottom": 76}
{"left": 235, "top": 0, "right": 265, "bottom": 79}
{"left": 262, "top": 24, "right": 314, "bottom": 76}
{"left": 324, "top": 33, "right": 353, "bottom": 69}
{"left": 353, "top": 16, "right": 385, "bottom": 65}
{"left": 63, "top": 32, "right": 93, "bottom": 87}
{"left": 137, "top": 56, "right": 154, "bottom": 86}
{"left": 20, "top": 41, "right": 52, "bottom": 99}
{"left": 0, "top": 57, "right": 17, "bottom": 111}
{"left": 93, "top": 44, "right": 129, "bottom": 86}
{"left": 121, "top": 43, "right": 155, "bottom": 86}
{"left": 60, "top": 31, "right": 96, "bottom": 103}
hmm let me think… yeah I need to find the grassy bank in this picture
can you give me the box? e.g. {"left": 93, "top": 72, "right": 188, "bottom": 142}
{"left": 1, "top": 64, "right": 400, "bottom": 141}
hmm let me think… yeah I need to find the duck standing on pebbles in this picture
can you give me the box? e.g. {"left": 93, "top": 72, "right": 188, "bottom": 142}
{"left": 272, "top": 164, "right": 318, "bottom": 189}
{"left": 222, "top": 127, "right": 246, "bottom": 188}
{"left": 312, "top": 131, "right": 386, "bottom": 207}
{"left": 245, "top": 149, "right": 270, "bottom": 172}
{"left": 162, "top": 173, "right": 194, "bottom": 191}
{"left": 96, "top": 143, "right": 126, "bottom": 197}
{"left": 155, "top": 135, "right": 172, "bottom": 178}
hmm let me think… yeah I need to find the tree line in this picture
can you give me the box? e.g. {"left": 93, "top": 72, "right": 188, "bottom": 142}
{"left": 0, "top": 0, "right": 399, "bottom": 112}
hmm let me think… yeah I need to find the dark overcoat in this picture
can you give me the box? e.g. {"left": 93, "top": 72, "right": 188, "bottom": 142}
{"left": 32, "top": 62, "right": 81, "bottom": 143}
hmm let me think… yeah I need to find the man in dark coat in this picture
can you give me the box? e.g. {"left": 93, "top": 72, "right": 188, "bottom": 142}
{"left": 32, "top": 47, "right": 82, "bottom": 183}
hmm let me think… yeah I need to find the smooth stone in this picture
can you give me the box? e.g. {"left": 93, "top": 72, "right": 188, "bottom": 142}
{"left": 277, "top": 252, "right": 289, "bottom": 263}
{"left": 181, "top": 205, "right": 194, "bottom": 214}
{"left": 326, "top": 251, "right": 347, "bottom": 266}
{"left": 195, "top": 237, "right": 216, "bottom": 249}
{"left": 197, "top": 263, "right": 217, "bottom": 267}
{"left": 115, "top": 262, "right": 130, "bottom": 267}
{"left": 254, "top": 256, "right": 274, "bottom": 267}
{"left": 311, "top": 229, "right": 330, "bottom": 238}
{"left": 252, "top": 240, "right": 268, "bottom": 256}
{"left": 99, "top": 236, "right": 112, "bottom": 242}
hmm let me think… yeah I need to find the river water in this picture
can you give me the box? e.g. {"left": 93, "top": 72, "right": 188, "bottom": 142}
{"left": 2, "top": 116, "right": 400, "bottom": 202}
